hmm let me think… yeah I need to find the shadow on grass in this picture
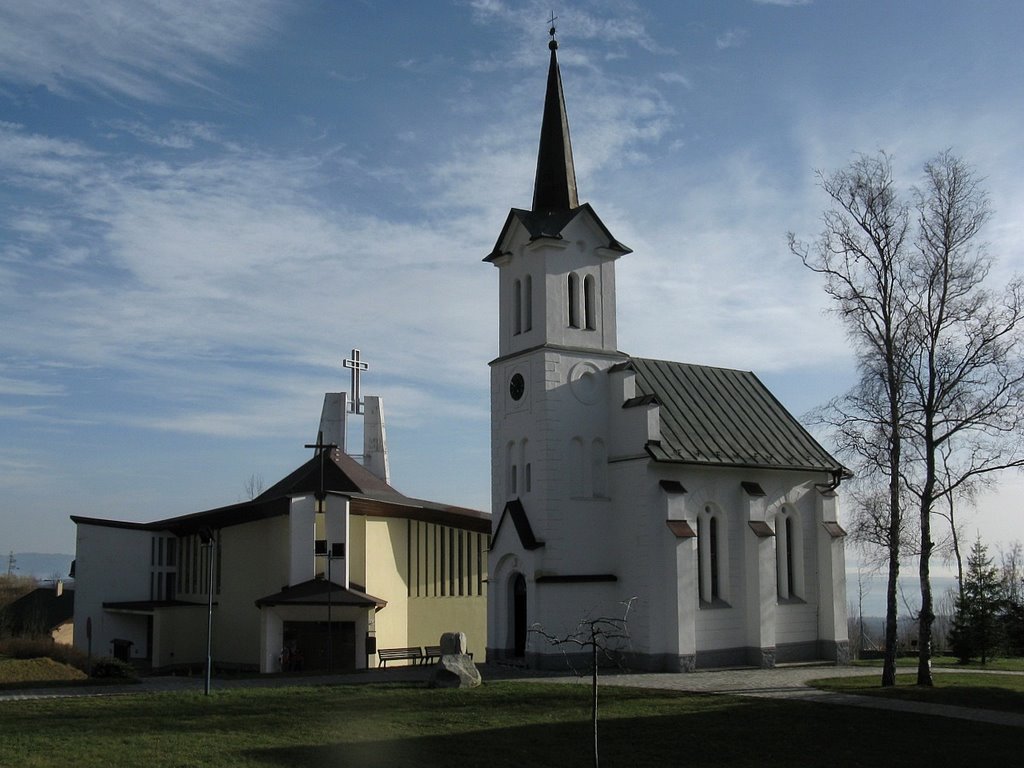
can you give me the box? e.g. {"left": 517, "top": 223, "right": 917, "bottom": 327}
{"left": 810, "top": 673, "right": 1024, "bottom": 714}
{"left": 243, "top": 701, "right": 1023, "bottom": 768}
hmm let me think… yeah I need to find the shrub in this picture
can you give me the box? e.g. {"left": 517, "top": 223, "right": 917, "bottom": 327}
{"left": 0, "top": 638, "right": 90, "bottom": 673}
{"left": 90, "top": 657, "right": 137, "bottom": 679}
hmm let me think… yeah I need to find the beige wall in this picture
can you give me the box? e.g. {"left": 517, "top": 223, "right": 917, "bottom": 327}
{"left": 362, "top": 516, "right": 488, "bottom": 663}
{"left": 154, "top": 605, "right": 208, "bottom": 668}
{"left": 214, "top": 515, "right": 291, "bottom": 666}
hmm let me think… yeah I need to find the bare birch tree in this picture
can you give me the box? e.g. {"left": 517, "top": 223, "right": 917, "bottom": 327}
{"left": 790, "top": 152, "right": 910, "bottom": 687}
{"left": 796, "top": 150, "right": 1024, "bottom": 687}
{"left": 901, "top": 151, "right": 1024, "bottom": 685}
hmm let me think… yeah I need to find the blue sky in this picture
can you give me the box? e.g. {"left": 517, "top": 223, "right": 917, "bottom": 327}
{"left": 1, "top": 0, "right": 1022, "bottom": 562}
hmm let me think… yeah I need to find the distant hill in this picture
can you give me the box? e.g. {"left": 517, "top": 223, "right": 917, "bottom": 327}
{"left": 6, "top": 553, "right": 75, "bottom": 582}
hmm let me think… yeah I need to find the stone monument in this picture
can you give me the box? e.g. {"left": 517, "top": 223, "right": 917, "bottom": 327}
{"left": 429, "top": 631, "right": 481, "bottom": 689}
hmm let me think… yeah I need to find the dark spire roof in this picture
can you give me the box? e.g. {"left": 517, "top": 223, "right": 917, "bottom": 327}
{"left": 531, "top": 36, "right": 579, "bottom": 213}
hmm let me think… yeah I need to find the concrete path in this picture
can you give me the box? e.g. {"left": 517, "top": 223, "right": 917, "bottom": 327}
{"left": 1, "top": 663, "right": 1022, "bottom": 729}
{"left": 527, "top": 663, "right": 1024, "bottom": 729}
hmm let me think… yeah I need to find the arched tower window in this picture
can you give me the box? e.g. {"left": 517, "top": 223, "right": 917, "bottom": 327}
{"left": 519, "top": 439, "right": 530, "bottom": 494}
{"left": 584, "top": 274, "right": 596, "bottom": 330}
{"left": 567, "top": 272, "right": 580, "bottom": 328}
{"left": 512, "top": 279, "right": 522, "bottom": 335}
{"left": 523, "top": 274, "right": 532, "bottom": 332}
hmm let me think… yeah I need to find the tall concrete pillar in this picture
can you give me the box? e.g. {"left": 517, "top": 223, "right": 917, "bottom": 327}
{"left": 816, "top": 488, "right": 850, "bottom": 663}
{"left": 741, "top": 482, "right": 776, "bottom": 668}
{"left": 318, "top": 393, "right": 349, "bottom": 453}
{"left": 363, "top": 395, "right": 390, "bottom": 484}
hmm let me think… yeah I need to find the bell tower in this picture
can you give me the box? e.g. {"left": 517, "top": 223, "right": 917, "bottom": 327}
{"left": 485, "top": 28, "right": 631, "bottom": 666}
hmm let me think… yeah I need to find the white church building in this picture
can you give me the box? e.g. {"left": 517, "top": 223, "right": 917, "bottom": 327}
{"left": 485, "top": 35, "right": 849, "bottom": 671}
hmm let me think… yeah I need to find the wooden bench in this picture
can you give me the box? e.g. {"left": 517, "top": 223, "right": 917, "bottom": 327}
{"left": 423, "top": 646, "right": 473, "bottom": 664}
{"left": 377, "top": 647, "right": 423, "bottom": 667}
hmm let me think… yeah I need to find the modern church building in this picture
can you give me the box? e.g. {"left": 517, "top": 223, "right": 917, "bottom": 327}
{"left": 72, "top": 380, "right": 489, "bottom": 673}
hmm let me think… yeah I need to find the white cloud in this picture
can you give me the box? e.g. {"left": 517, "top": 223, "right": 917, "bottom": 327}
{"left": 0, "top": 376, "right": 65, "bottom": 397}
{"left": 716, "top": 28, "right": 750, "bottom": 50}
{"left": 657, "top": 72, "right": 693, "bottom": 88}
{"left": 0, "top": 0, "right": 283, "bottom": 102}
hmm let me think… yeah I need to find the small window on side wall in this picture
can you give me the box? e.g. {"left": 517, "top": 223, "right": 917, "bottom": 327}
{"left": 698, "top": 505, "right": 728, "bottom": 606}
{"left": 776, "top": 508, "right": 804, "bottom": 601}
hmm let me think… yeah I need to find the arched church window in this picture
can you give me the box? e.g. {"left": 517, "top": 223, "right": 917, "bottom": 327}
{"left": 584, "top": 274, "right": 596, "bottom": 330}
{"left": 775, "top": 507, "right": 804, "bottom": 600}
{"left": 513, "top": 279, "right": 522, "bottom": 335}
{"left": 591, "top": 438, "right": 606, "bottom": 497}
{"left": 523, "top": 275, "right": 533, "bottom": 332}
{"left": 698, "top": 504, "right": 728, "bottom": 605}
{"left": 567, "top": 272, "right": 580, "bottom": 328}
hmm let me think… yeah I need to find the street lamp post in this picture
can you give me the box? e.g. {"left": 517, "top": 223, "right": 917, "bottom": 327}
{"left": 199, "top": 526, "right": 216, "bottom": 696}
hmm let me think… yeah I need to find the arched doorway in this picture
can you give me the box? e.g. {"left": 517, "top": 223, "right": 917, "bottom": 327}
{"left": 512, "top": 573, "right": 527, "bottom": 657}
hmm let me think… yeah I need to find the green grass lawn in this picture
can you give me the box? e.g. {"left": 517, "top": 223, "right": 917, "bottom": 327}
{"left": 810, "top": 672, "right": 1024, "bottom": 713}
{"left": 1, "top": 681, "right": 1021, "bottom": 768}
{"left": 852, "top": 655, "right": 1024, "bottom": 672}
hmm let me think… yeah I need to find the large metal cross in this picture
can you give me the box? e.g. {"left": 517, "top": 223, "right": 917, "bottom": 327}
{"left": 304, "top": 430, "right": 337, "bottom": 504}
{"left": 343, "top": 348, "right": 368, "bottom": 414}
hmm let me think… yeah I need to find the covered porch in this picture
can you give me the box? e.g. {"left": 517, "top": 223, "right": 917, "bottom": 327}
{"left": 256, "top": 579, "right": 386, "bottom": 673}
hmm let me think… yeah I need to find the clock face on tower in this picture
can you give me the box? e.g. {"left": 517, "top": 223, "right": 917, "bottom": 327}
{"left": 509, "top": 372, "right": 525, "bottom": 401}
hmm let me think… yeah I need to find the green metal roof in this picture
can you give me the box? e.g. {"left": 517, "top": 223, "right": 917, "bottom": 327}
{"left": 621, "top": 357, "right": 845, "bottom": 475}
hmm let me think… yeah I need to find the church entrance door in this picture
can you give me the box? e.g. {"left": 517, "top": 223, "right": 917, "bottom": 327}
{"left": 512, "top": 574, "right": 527, "bottom": 657}
{"left": 283, "top": 620, "right": 356, "bottom": 672}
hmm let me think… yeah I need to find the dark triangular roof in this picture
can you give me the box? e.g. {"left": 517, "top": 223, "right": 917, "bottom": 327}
{"left": 614, "top": 357, "right": 847, "bottom": 476}
{"left": 0, "top": 587, "right": 74, "bottom": 635}
{"left": 491, "top": 499, "right": 544, "bottom": 551}
{"left": 73, "top": 448, "right": 488, "bottom": 535}
{"left": 484, "top": 204, "right": 631, "bottom": 263}
{"left": 532, "top": 39, "right": 578, "bottom": 213}
{"left": 256, "top": 448, "right": 402, "bottom": 502}
{"left": 255, "top": 578, "right": 386, "bottom": 608}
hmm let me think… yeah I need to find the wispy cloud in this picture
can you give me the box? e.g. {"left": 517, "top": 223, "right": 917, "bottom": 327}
{"left": 753, "top": 0, "right": 813, "bottom": 6}
{"left": 0, "top": 0, "right": 283, "bottom": 102}
{"left": 716, "top": 28, "right": 750, "bottom": 50}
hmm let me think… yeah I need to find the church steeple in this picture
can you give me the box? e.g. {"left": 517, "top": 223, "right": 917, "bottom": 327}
{"left": 531, "top": 28, "right": 579, "bottom": 213}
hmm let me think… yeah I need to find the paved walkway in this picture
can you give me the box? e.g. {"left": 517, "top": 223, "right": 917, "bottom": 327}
{"left": 1, "top": 663, "right": 1021, "bottom": 728}
{"left": 526, "top": 663, "right": 1024, "bottom": 728}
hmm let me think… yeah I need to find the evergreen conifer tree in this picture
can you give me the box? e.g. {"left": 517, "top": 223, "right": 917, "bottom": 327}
{"left": 950, "top": 537, "right": 1005, "bottom": 663}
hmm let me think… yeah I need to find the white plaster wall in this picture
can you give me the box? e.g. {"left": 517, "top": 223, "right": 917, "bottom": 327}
{"left": 289, "top": 495, "right": 316, "bottom": 586}
{"left": 73, "top": 523, "right": 155, "bottom": 661}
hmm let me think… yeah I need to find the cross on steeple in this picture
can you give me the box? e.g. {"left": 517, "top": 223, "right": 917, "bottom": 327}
{"left": 343, "top": 348, "right": 368, "bottom": 414}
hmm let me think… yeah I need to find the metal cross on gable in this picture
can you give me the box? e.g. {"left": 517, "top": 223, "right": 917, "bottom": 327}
{"left": 343, "top": 348, "right": 368, "bottom": 414}
{"left": 304, "top": 429, "right": 337, "bottom": 505}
